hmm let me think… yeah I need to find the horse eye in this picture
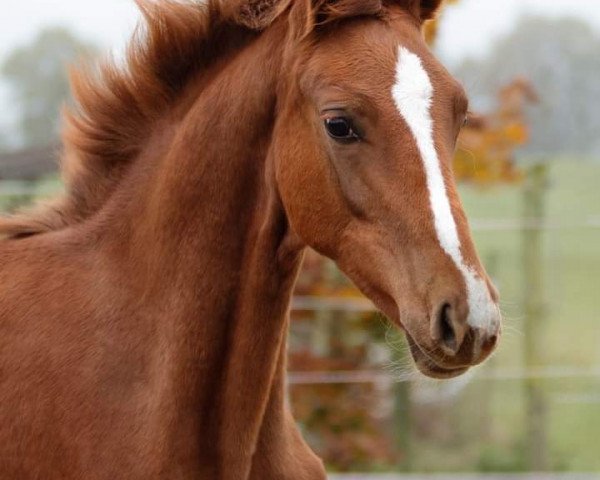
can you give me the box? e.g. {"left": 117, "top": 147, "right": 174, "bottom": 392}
{"left": 324, "top": 117, "right": 360, "bottom": 142}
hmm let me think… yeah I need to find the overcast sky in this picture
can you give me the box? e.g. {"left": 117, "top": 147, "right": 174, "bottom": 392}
{"left": 1, "top": 0, "right": 600, "bottom": 135}
{"left": 437, "top": 0, "right": 600, "bottom": 64}
{"left": 1, "top": 0, "right": 600, "bottom": 66}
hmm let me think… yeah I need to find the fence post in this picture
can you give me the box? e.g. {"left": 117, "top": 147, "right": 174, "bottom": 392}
{"left": 522, "top": 163, "right": 549, "bottom": 471}
{"left": 392, "top": 343, "right": 413, "bottom": 472}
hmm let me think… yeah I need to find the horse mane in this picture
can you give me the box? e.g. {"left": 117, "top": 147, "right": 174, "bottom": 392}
{"left": 0, "top": 0, "right": 412, "bottom": 240}
{"left": 0, "top": 0, "right": 293, "bottom": 239}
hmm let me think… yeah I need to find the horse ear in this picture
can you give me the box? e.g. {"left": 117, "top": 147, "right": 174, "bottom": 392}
{"left": 414, "top": 0, "right": 444, "bottom": 22}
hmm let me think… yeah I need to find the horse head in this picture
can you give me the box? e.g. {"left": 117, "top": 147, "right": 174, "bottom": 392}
{"left": 269, "top": 0, "right": 501, "bottom": 378}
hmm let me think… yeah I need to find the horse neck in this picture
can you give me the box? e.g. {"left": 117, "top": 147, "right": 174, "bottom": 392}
{"left": 93, "top": 23, "right": 305, "bottom": 475}
{"left": 113, "top": 24, "right": 293, "bottom": 298}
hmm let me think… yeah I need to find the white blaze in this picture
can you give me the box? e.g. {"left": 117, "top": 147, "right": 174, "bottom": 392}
{"left": 391, "top": 46, "right": 499, "bottom": 332}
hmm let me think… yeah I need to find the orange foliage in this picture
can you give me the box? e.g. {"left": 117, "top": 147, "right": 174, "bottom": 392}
{"left": 288, "top": 349, "right": 400, "bottom": 471}
{"left": 290, "top": 250, "right": 400, "bottom": 471}
{"left": 454, "top": 79, "right": 538, "bottom": 185}
{"left": 426, "top": 0, "right": 536, "bottom": 186}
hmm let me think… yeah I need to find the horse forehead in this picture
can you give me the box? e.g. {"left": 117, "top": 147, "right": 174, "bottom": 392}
{"left": 302, "top": 26, "right": 459, "bottom": 111}
{"left": 304, "top": 20, "right": 398, "bottom": 74}
{"left": 308, "top": 42, "right": 395, "bottom": 80}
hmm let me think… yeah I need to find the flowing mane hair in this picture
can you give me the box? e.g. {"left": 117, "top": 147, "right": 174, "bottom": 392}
{"left": 0, "top": 0, "right": 290, "bottom": 239}
{"left": 0, "top": 0, "right": 432, "bottom": 240}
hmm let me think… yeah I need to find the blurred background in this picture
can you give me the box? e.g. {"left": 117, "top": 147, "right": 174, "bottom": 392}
{"left": 1, "top": 1, "right": 599, "bottom": 478}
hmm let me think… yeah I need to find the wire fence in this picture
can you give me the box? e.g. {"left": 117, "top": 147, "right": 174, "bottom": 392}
{"left": 329, "top": 475, "right": 600, "bottom": 480}
{"left": 2, "top": 180, "right": 598, "bottom": 393}
{"left": 290, "top": 296, "right": 600, "bottom": 396}
{"left": 287, "top": 364, "right": 600, "bottom": 385}
{"left": 1, "top": 180, "right": 600, "bottom": 229}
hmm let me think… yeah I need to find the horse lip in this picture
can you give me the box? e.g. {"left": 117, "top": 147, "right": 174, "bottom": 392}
{"left": 383, "top": 302, "right": 470, "bottom": 379}
{"left": 406, "top": 335, "right": 470, "bottom": 380}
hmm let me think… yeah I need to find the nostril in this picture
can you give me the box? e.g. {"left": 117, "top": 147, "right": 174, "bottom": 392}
{"left": 438, "top": 303, "right": 458, "bottom": 353}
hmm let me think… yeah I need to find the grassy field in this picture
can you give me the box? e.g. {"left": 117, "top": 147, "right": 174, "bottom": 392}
{"left": 329, "top": 475, "right": 599, "bottom": 480}
{"left": 462, "top": 160, "right": 600, "bottom": 368}
{"left": 405, "top": 159, "right": 600, "bottom": 473}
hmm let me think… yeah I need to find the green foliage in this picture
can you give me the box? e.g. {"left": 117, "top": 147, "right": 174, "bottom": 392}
{"left": 1, "top": 27, "right": 97, "bottom": 148}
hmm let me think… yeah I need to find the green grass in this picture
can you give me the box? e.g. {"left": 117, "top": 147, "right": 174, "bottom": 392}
{"left": 462, "top": 161, "right": 600, "bottom": 367}
{"left": 405, "top": 159, "right": 600, "bottom": 473}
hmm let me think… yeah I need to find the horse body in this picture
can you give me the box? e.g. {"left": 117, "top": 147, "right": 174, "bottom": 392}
{"left": 0, "top": 229, "right": 319, "bottom": 479}
{"left": 0, "top": 20, "right": 321, "bottom": 479}
{"left": 0, "top": 1, "right": 501, "bottom": 478}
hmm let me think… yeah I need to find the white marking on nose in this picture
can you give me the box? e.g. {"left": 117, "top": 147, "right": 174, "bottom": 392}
{"left": 391, "top": 46, "right": 499, "bottom": 333}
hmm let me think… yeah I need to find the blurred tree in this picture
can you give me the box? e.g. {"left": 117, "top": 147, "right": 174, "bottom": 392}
{"left": 455, "top": 16, "right": 600, "bottom": 158}
{"left": 1, "top": 27, "right": 97, "bottom": 148}
{"left": 454, "top": 79, "right": 537, "bottom": 185}
{"left": 290, "top": 251, "right": 400, "bottom": 472}
{"left": 427, "top": 0, "right": 532, "bottom": 185}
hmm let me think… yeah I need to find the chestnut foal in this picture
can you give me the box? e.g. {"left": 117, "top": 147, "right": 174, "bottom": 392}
{"left": 0, "top": 1, "right": 501, "bottom": 478}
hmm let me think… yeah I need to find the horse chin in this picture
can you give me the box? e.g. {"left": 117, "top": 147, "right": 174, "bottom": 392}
{"left": 406, "top": 335, "right": 470, "bottom": 380}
